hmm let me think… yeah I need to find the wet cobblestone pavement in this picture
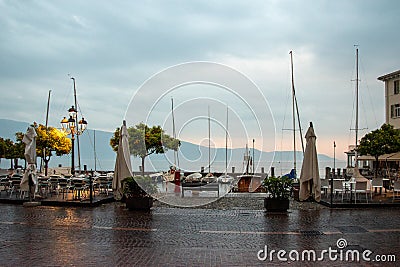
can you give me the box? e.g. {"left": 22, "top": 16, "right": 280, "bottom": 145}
{"left": 0, "top": 197, "right": 399, "bottom": 266}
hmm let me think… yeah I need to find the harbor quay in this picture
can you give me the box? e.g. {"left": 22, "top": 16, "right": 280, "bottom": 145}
{"left": 0, "top": 196, "right": 398, "bottom": 266}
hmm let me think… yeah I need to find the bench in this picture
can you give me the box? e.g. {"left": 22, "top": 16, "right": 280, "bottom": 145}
{"left": 181, "top": 182, "right": 219, "bottom": 197}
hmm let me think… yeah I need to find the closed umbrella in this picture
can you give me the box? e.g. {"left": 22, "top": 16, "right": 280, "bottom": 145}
{"left": 21, "top": 126, "right": 37, "bottom": 200}
{"left": 299, "top": 122, "right": 321, "bottom": 202}
{"left": 112, "top": 121, "right": 132, "bottom": 200}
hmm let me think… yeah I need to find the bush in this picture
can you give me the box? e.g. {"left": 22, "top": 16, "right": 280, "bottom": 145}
{"left": 262, "top": 176, "right": 293, "bottom": 200}
{"left": 122, "top": 176, "right": 157, "bottom": 198}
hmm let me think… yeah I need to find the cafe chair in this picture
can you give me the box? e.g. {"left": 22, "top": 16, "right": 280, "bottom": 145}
{"left": 371, "top": 178, "right": 383, "bottom": 195}
{"left": 353, "top": 181, "right": 370, "bottom": 203}
{"left": 320, "top": 179, "right": 329, "bottom": 196}
{"left": 333, "top": 180, "right": 346, "bottom": 202}
{"left": 393, "top": 181, "right": 400, "bottom": 201}
{"left": 58, "top": 178, "right": 73, "bottom": 200}
{"left": 97, "top": 175, "right": 111, "bottom": 196}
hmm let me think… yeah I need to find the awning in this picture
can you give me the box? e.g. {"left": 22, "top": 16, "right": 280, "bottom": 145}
{"left": 358, "top": 152, "right": 400, "bottom": 161}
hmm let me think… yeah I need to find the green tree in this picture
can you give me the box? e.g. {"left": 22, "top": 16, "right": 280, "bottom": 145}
{"left": 13, "top": 132, "right": 25, "bottom": 168}
{"left": 357, "top": 123, "right": 400, "bottom": 177}
{"left": 1, "top": 133, "right": 30, "bottom": 169}
{"left": 34, "top": 123, "right": 72, "bottom": 176}
{"left": 3, "top": 138, "right": 16, "bottom": 169}
{"left": 0, "top": 137, "right": 5, "bottom": 165}
{"left": 110, "top": 123, "right": 180, "bottom": 174}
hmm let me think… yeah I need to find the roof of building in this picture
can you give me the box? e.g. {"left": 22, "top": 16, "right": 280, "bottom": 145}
{"left": 377, "top": 69, "right": 400, "bottom": 81}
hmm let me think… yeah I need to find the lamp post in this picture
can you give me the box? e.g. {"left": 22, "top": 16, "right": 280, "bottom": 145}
{"left": 252, "top": 139, "right": 255, "bottom": 174}
{"left": 61, "top": 105, "right": 87, "bottom": 175}
{"left": 331, "top": 141, "right": 336, "bottom": 205}
{"left": 333, "top": 141, "right": 336, "bottom": 172}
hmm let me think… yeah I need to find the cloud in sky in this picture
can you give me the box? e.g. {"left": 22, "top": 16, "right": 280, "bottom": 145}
{"left": 0, "top": 0, "right": 399, "bottom": 160}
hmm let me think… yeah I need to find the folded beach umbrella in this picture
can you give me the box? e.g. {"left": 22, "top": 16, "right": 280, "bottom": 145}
{"left": 299, "top": 122, "right": 321, "bottom": 202}
{"left": 113, "top": 120, "right": 132, "bottom": 200}
{"left": 21, "top": 126, "right": 38, "bottom": 198}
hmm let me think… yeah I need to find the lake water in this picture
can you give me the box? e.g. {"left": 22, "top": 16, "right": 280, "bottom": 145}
{"left": 1, "top": 158, "right": 346, "bottom": 179}
{"left": 131, "top": 159, "right": 347, "bottom": 179}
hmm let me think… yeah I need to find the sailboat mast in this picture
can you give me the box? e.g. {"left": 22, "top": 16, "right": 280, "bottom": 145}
{"left": 208, "top": 106, "right": 211, "bottom": 173}
{"left": 225, "top": 106, "right": 228, "bottom": 174}
{"left": 94, "top": 129, "right": 97, "bottom": 172}
{"left": 252, "top": 139, "right": 255, "bottom": 174}
{"left": 45, "top": 90, "right": 51, "bottom": 127}
{"left": 245, "top": 144, "right": 249, "bottom": 174}
{"left": 290, "top": 51, "right": 297, "bottom": 175}
{"left": 171, "top": 97, "right": 179, "bottom": 168}
{"left": 42, "top": 90, "right": 51, "bottom": 173}
{"left": 355, "top": 47, "right": 359, "bottom": 168}
{"left": 295, "top": 95, "right": 305, "bottom": 154}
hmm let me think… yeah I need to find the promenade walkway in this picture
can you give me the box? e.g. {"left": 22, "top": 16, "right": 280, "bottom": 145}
{"left": 0, "top": 196, "right": 398, "bottom": 266}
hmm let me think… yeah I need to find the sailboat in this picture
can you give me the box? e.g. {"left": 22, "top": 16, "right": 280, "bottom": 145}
{"left": 162, "top": 97, "right": 181, "bottom": 183}
{"left": 236, "top": 141, "right": 262, "bottom": 192}
{"left": 218, "top": 106, "right": 234, "bottom": 184}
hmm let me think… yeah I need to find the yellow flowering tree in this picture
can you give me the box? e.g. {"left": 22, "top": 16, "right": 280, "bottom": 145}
{"left": 34, "top": 123, "right": 72, "bottom": 176}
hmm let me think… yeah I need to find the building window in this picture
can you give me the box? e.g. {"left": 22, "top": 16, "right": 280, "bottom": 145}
{"left": 391, "top": 104, "right": 400, "bottom": 118}
{"left": 395, "top": 80, "right": 400, "bottom": 95}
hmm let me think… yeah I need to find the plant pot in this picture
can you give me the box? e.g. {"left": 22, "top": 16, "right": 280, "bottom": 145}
{"left": 264, "top": 198, "right": 289, "bottom": 212}
{"left": 126, "top": 196, "right": 153, "bottom": 211}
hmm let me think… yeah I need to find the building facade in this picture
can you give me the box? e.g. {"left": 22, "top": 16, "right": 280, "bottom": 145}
{"left": 378, "top": 70, "right": 400, "bottom": 129}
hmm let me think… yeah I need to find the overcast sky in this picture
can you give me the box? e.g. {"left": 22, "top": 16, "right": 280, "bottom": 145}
{"left": 1, "top": 0, "right": 399, "bottom": 160}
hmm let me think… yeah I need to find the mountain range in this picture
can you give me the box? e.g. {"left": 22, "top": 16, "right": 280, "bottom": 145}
{"left": 0, "top": 118, "right": 344, "bottom": 173}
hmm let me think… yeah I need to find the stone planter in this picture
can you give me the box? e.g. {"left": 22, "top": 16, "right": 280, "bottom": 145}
{"left": 125, "top": 196, "right": 153, "bottom": 211}
{"left": 264, "top": 198, "right": 289, "bottom": 212}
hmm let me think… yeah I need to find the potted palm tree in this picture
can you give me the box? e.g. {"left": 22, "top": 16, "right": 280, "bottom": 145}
{"left": 262, "top": 175, "right": 293, "bottom": 212}
{"left": 123, "top": 176, "right": 157, "bottom": 211}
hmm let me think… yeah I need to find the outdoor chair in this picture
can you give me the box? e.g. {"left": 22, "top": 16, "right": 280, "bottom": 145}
{"left": 48, "top": 176, "right": 61, "bottom": 196}
{"left": 393, "top": 181, "right": 400, "bottom": 201}
{"left": 57, "top": 178, "right": 73, "bottom": 199}
{"left": 71, "top": 179, "right": 87, "bottom": 200}
{"left": 320, "top": 179, "right": 329, "bottom": 195}
{"left": 0, "top": 176, "right": 9, "bottom": 196}
{"left": 97, "top": 175, "right": 111, "bottom": 196}
{"left": 371, "top": 178, "right": 384, "bottom": 195}
{"left": 37, "top": 177, "right": 50, "bottom": 197}
{"left": 352, "top": 181, "right": 370, "bottom": 203}
{"left": 8, "top": 176, "right": 22, "bottom": 199}
{"left": 332, "top": 180, "right": 346, "bottom": 202}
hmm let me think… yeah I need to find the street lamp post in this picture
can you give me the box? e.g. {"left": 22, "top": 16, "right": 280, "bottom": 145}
{"left": 333, "top": 141, "right": 336, "bottom": 172}
{"left": 61, "top": 105, "right": 87, "bottom": 175}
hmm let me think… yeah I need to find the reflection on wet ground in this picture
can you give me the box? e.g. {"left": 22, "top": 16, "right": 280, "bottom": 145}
{"left": 0, "top": 199, "right": 399, "bottom": 266}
